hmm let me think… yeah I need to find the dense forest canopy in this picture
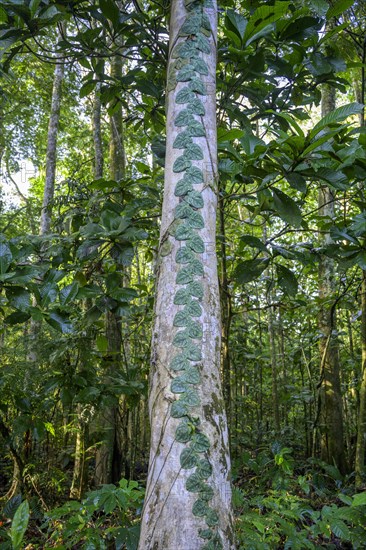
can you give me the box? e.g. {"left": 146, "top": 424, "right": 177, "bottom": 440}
{"left": 1, "top": 0, "right": 366, "bottom": 548}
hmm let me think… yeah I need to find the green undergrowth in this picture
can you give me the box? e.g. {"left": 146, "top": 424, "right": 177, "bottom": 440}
{"left": 233, "top": 444, "right": 366, "bottom": 549}
{"left": 1, "top": 451, "right": 366, "bottom": 549}
{"left": 0, "top": 479, "right": 144, "bottom": 549}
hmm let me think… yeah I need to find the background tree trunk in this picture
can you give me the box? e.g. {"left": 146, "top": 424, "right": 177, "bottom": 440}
{"left": 40, "top": 49, "right": 64, "bottom": 235}
{"left": 317, "top": 81, "right": 347, "bottom": 474}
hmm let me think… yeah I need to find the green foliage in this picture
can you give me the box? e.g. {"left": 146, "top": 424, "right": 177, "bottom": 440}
{"left": 44, "top": 479, "right": 144, "bottom": 549}
{"left": 10, "top": 500, "right": 29, "bottom": 550}
{"left": 235, "top": 448, "right": 366, "bottom": 549}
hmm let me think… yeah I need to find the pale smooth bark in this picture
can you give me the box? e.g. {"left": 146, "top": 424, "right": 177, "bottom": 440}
{"left": 93, "top": 83, "right": 104, "bottom": 179}
{"left": 355, "top": 272, "right": 366, "bottom": 487}
{"left": 109, "top": 53, "right": 126, "bottom": 181}
{"left": 317, "top": 83, "right": 347, "bottom": 474}
{"left": 138, "top": 2, "right": 234, "bottom": 548}
{"left": 28, "top": 41, "right": 65, "bottom": 365}
{"left": 268, "top": 305, "right": 280, "bottom": 433}
{"left": 69, "top": 405, "right": 89, "bottom": 499}
{"left": 40, "top": 52, "right": 64, "bottom": 235}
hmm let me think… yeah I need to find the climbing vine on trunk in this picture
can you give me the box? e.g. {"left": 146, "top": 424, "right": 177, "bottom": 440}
{"left": 164, "top": 0, "right": 224, "bottom": 546}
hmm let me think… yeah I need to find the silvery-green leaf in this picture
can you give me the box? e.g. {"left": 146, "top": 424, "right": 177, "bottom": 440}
{"left": 185, "top": 343, "right": 202, "bottom": 361}
{"left": 173, "top": 131, "right": 193, "bottom": 149}
{"left": 188, "top": 321, "right": 203, "bottom": 339}
{"left": 173, "top": 309, "right": 192, "bottom": 327}
{"left": 176, "top": 87, "right": 196, "bottom": 104}
{"left": 186, "top": 300, "right": 202, "bottom": 317}
{"left": 187, "top": 120, "right": 206, "bottom": 137}
{"left": 187, "top": 211, "right": 204, "bottom": 229}
{"left": 187, "top": 280, "right": 204, "bottom": 299}
{"left": 194, "top": 32, "right": 211, "bottom": 54}
{"left": 205, "top": 508, "right": 219, "bottom": 526}
{"left": 184, "top": 143, "right": 204, "bottom": 160}
{"left": 189, "top": 258, "right": 204, "bottom": 276}
{"left": 170, "top": 353, "right": 190, "bottom": 371}
{"left": 173, "top": 155, "right": 192, "bottom": 173}
{"left": 191, "top": 432, "right": 210, "bottom": 453}
{"left": 191, "top": 57, "right": 209, "bottom": 75}
{"left": 176, "top": 247, "right": 195, "bottom": 264}
{"left": 187, "top": 98, "right": 206, "bottom": 115}
{"left": 185, "top": 190, "right": 204, "bottom": 208}
{"left": 180, "top": 13, "right": 202, "bottom": 35}
{"left": 186, "top": 472, "right": 204, "bottom": 492}
{"left": 175, "top": 223, "right": 192, "bottom": 240}
{"left": 175, "top": 109, "right": 195, "bottom": 127}
{"left": 173, "top": 330, "right": 190, "bottom": 347}
{"left": 177, "top": 65, "right": 195, "bottom": 82}
{"left": 175, "top": 178, "right": 193, "bottom": 197}
{"left": 171, "top": 400, "right": 189, "bottom": 418}
{"left": 188, "top": 233, "right": 205, "bottom": 253}
{"left": 181, "top": 365, "right": 201, "bottom": 384}
{"left": 173, "top": 41, "right": 199, "bottom": 59}
{"left": 181, "top": 387, "right": 200, "bottom": 406}
{"left": 175, "top": 203, "right": 193, "bottom": 219}
{"left": 176, "top": 267, "right": 194, "bottom": 284}
{"left": 188, "top": 77, "right": 207, "bottom": 95}
{"left": 186, "top": 166, "right": 204, "bottom": 183}
{"left": 180, "top": 447, "right": 198, "bottom": 469}
{"left": 192, "top": 499, "right": 209, "bottom": 517}
{"left": 171, "top": 376, "right": 189, "bottom": 393}
{"left": 176, "top": 421, "right": 193, "bottom": 443}
{"left": 174, "top": 288, "right": 191, "bottom": 305}
{"left": 197, "top": 458, "right": 213, "bottom": 480}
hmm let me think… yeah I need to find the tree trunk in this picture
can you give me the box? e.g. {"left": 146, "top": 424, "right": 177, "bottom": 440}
{"left": 109, "top": 52, "right": 126, "bottom": 182}
{"left": 93, "top": 82, "right": 103, "bottom": 179}
{"left": 268, "top": 304, "right": 280, "bottom": 433}
{"left": 94, "top": 44, "right": 128, "bottom": 484}
{"left": 138, "top": 2, "right": 234, "bottom": 548}
{"left": 317, "top": 82, "right": 347, "bottom": 474}
{"left": 69, "top": 405, "right": 89, "bottom": 499}
{"left": 219, "top": 194, "right": 232, "bottom": 423}
{"left": 40, "top": 49, "right": 64, "bottom": 235}
{"left": 355, "top": 271, "right": 366, "bottom": 487}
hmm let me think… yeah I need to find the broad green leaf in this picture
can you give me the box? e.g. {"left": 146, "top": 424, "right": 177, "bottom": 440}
{"left": 350, "top": 213, "right": 366, "bottom": 237}
{"left": 356, "top": 252, "right": 366, "bottom": 270}
{"left": 217, "top": 128, "right": 244, "bottom": 142}
{"left": 273, "top": 188, "right": 302, "bottom": 227}
{"left": 5, "top": 311, "right": 31, "bottom": 325}
{"left": 326, "top": 0, "right": 354, "bottom": 19}
{"left": 277, "top": 264, "right": 298, "bottom": 296}
{"left": 225, "top": 9, "right": 247, "bottom": 39}
{"left": 47, "top": 311, "right": 73, "bottom": 334}
{"left": 310, "top": 103, "right": 363, "bottom": 139}
{"left": 240, "top": 235, "right": 268, "bottom": 252}
{"left": 243, "top": 3, "right": 289, "bottom": 44}
{"left": 352, "top": 492, "right": 366, "bottom": 506}
{"left": 60, "top": 282, "right": 79, "bottom": 305}
{"left": 6, "top": 287, "right": 30, "bottom": 310}
{"left": 234, "top": 258, "right": 269, "bottom": 284}
{"left": 267, "top": 110, "right": 304, "bottom": 137}
{"left": 10, "top": 500, "right": 29, "bottom": 550}
{"left": 100, "top": 0, "right": 120, "bottom": 22}
{"left": 96, "top": 335, "right": 108, "bottom": 352}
